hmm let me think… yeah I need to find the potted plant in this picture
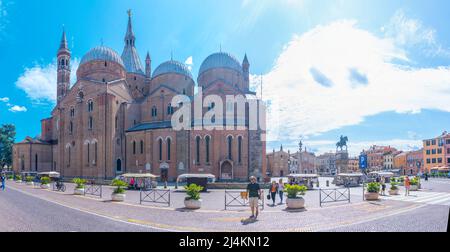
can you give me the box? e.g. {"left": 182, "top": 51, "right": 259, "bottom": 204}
{"left": 15, "top": 175, "right": 22, "bottom": 183}
{"left": 72, "top": 178, "right": 86, "bottom": 195}
{"left": 284, "top": 184, "right": 307, "bottom": 209}
{"left": 184, "top": 184, "right": 204, "bottom": 209}
{"left": 111, "top": 179, "right": 128, "bottom": 202}
{"left": 389, "top": 182, "right": 399, "bottom": 195}
{"left": 7, "top": 175, "right": 14, "bottom": 181}
{"left": 410, "top": 177, "right": 419, "bottom": 191}
{"left": 25, "top": 176, "right": 34, "bottom": 186}
{"left": 365, "top": 182, "right": 380, "bottom": 200}
{"left": 40, "top": 177, "right": 51, "bottom": 189}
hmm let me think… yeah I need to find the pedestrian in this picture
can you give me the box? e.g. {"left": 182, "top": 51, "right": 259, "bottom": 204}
{"left": 380, "top": 176, "right": 386, "bottom": 196}
{"left": 269, "top": 181, "right": 278, "bottom": 206}
{"left": 246, "top": 176, "right": 261, "bottom": 219}
{"left": 278, "top": 178, "right": 285, "bottom": 204}
{"left": 425, "top": 173, "right": 428, "bottom": 181}
{"left": 404, "top": 176, "right": 410, "bottom": 196}
{"left": 0, "top": 174, "right": 5, "bottom": 191}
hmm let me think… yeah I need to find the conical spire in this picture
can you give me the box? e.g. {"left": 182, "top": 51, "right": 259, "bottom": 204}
{"left": 58, "top": 29, "right": 70, "bottom": 55}
{"left": 121, "top": 10, "right": 144, "bottom": 75}
{"left": 243, "top": 53, "right": 249, "bottom": 65}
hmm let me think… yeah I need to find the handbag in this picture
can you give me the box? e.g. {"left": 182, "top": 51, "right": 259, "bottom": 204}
{"left": 267, "top": 194, "right": 271, "bottom": 200}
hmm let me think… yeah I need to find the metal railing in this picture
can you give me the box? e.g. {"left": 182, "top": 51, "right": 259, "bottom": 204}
{"left": 140, "top": 189, "right": 171, "bottom": 207}
{"left": 319, "top": 187, "right": 351, "bottom": 207}
{"left": 224, "top": 190, "right": 265, "bottom": 210}
{"left": 84, "top": 182, "right": 102, "bottom": 198}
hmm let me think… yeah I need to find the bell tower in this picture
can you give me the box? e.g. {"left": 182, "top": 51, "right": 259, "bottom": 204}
{"left": 57, "top": 29, "right": 71, "bottom": 103}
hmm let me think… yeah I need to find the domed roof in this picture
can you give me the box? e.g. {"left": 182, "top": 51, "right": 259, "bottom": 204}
{"left": 80, "top": 46, "right": 125, "bottom": 67}
{"left": 199, "top": 52, "right": 243, "bottom": 76}
{"left": 153, "top": 60, "right": 193, "bottom": 80}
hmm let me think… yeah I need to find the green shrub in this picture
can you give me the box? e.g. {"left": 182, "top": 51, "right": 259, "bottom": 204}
{"left": 185, "top": 184, "right": 204, "bottom": 201}
{"left": 72, "top": 178, "right": 87, "bottom": 189}
{"left": 25, "top": 176, "right": 34, "bottom": 182}
{"left": 390, "top": 182, "right": 399, "bottom": 190}
{"left": 40, "top": 177, "right": 51, "bottom": 185}
{"left": 7, "top": 175, "right": 13, "bottom": 180}
{"left": 284, "top": 184, "right": 307, "bottom": 199}
{"left": 111, "top": 179, "right": 128, "bottom": 194}
{"left": 410, "top": 177, "right": 419, "bottom": 186}
{"left": 15, "top": 175, "right": 22, "bottom": 181}
{"left": 366, "top": 182, "right": 380, "bottom": 193}
{"left": 390, "top": 177, "right": 396, "bottom": 183}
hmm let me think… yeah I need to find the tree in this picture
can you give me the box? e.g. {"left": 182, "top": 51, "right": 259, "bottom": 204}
{"left": 0, "top": 124, "right": 16, "bottom": 168}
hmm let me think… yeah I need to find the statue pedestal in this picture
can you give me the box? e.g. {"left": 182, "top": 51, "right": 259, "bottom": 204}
{"left": 335, "top": 151, "right": 349, "bottom": 174}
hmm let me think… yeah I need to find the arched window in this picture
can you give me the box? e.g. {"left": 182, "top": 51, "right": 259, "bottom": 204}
{"left": 196, "top": 136, "right": 201, "bottom": 164}
{"left": 159, "top": 139, "right": 163, "bottom": 161}
{"left": 205, "top": 136, "right": 211, "bottom": 164}
{"left": 227, "top": 136, "right": 233, "bottom": 160}
{"left": 69, "top": 121, "right": 73, "bottom": 134}
{"left": 87, "top": 143, "right": 90, "bottom": 165}
{"left": 35, "top": 154, "right": 38, "bottom": 171}
{"left": 140, "top": 140, "right": 144, "bottom": 154}
{"left": 88, "top": 116, "right": 93, "bottom": 130}
{"left": 152, "top": 106, "right": 158, "bottom": 118}
{"left": 88, "top": 100, "right": 94, "bottom": 112}
{"left": 238, "top": 136, "right": 243, "bottom": 164}
{"left": 68, "top": 147, "right": 71, "bottom": 167}
{"left": 70, "top": 108, "right": 75, "bottom": 117}
{"left": 167, "top": 138, "right": 171, "bottom": 161}
{"left": 167, "top": 104, "right": 174, "bottom": 115}
{"left": 133, "top": 141, "right": 136, "bottom": 155}
{"left": 94, "top": 142, "right": 97, "bottom": 165}
{"left": 115, "top": 116, "right": 118, "bottom": 130}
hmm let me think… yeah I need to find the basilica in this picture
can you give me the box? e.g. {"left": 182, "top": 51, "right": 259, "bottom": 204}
{"left": 12, "top": 13, "right": 266, "bottom": 182}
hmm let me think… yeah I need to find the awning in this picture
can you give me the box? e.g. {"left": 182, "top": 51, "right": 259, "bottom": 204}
{"left": 38, "top": 171, "right": 60, "bottom": 178}
{"left": 177, "top": 174, "right": 216, "bottom": 180}
{"left": 121, "top": 173, "right": 159, "bottom": 179}
{"left": 287, "top": 174, "right": 319, "bottom": 178}
{"left": 337, "top": 173, "right": 363, "bottom": 177}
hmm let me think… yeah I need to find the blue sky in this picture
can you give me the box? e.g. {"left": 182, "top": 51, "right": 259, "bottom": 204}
{"left": 1, "top": 0, "right": 449, "bottom": 156}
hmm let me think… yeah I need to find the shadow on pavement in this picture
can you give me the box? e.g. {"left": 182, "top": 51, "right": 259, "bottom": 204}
{"left": 241, "top": 218, "right": 258, "bottom": 225}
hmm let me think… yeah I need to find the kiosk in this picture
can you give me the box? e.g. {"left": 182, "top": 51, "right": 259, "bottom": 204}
{"left": 334, "top": 173, "right": 363, "bottom": 187}
{"left": 119, "top": 173, "right": 159, "bottom": 190}
{"left": 287, "top": 174, "right": 319, "bottom": 190}
{"left": 176, "top": 174, "right": 216, "bottom": 192}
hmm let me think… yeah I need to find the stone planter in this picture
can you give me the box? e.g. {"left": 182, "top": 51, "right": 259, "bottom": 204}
{"left": 74, "top": 188, "right": 85, "bottom": 195}
{"left": 16, "top": 180, "right": 22, "bottom": 183}
{"left": 40, "top": 183, "right": 50, "bottom": 189}
{"left": 365, "top": 192, "right": 379, "bottom": 201}
{"left": 111, "top": 193, "right": 126, "bottom": 202}
{"left": 286, "top": 197, "right": 305, "bottom": 209}
{"left": 26, "top": 181, "right": 34, "bottom": 186}
{"left": 388, "top": 189, "right": 399, "bottom": 195}
{"left": 184, "top": 199, "right": 202, "bottom": 209}
{"left": 410, "top": 185, "right": 419, "bottom": 191}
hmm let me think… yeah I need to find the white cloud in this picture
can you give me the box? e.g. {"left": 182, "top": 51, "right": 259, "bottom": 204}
{"left": 384, "top": 10, "right": 450, "bottom": 57}
{"left": 252, "top": 20, "right": 450, "bottom": 145}
{"left": 0, "top": 97, "right": 9, "bottom": 102}
{"left": 8, "top": 105, "right": 27, "bottom": 113}
{"left": 185, "top": 56, "right": 193, "bottom": 71}
{"left": 15, "top": 58, "right": 79, "bottom": 104}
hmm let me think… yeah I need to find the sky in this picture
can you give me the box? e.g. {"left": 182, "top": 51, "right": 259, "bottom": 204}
{"left": 0, "top": 0, "right": 449, "bottom": 157}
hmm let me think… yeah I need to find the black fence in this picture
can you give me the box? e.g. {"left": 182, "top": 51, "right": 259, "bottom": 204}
{"left": 140, "top": 189, "right": 171, "bottom": 207}
{"left": 224, "top": 190, "right": 265, "bottom": 210}
{"left": 84, "top": 182, "right": 102, "bottom": 198}
{"left": 319, "top": 187, "right": 351, "bottom": 207}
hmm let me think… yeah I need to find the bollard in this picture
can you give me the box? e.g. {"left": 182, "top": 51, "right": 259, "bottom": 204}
{"left": 326, "top": 180, "right": 330, "bottom": 187}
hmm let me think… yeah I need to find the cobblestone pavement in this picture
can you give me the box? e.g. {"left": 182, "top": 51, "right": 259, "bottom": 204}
{"left": 4, "top": 180, "right": 448, "bottom": 232}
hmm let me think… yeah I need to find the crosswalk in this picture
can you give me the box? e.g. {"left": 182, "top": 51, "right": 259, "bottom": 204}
{"left": 383, "top": 191, "right": 450, "bottom": 206}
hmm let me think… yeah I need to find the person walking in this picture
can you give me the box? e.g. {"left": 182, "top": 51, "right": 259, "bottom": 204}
{"left": 278, "top": 178, "right": 285, "bottom": 204}
{"left": 269, "top": 181, "right": 278, "bottom": 206}
{"left": 425, "top": 173, "right": 428, "bottom": 181}
{"left": 380, "top": 176, "right": 386, "bottom": 196}
{"left": 0, "top": 173, "right": 5, "bottom": 191}
{"left": 246, "top": 176, "right": 262, "bottom": 219}
{"left": 404, "top": 176, "right": 411, "bottom": 196}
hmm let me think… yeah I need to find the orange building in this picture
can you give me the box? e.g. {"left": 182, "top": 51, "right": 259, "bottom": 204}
{"left": 423, "top": 131, "right": 450, "bottom": 173}
{"left": 394, "top": 152, "right": 407, "bottom": 171}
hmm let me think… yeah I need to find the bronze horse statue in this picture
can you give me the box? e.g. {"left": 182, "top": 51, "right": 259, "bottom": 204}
{"left": 336, "top": 135, "right": 348, "bottom": 151}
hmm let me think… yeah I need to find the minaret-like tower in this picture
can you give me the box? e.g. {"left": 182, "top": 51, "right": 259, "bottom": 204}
{"left": 145, "top": 52, "right": 151, "bottom": 79}
{"left": 57, "top": 29, "right": 71, "bottom": 103}
{"left": 242, "top": 54, "right": 250, "bottom": 90}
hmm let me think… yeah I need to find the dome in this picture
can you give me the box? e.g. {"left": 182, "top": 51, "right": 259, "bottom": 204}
{"left": 152, "top": 60, "right": 193, "bottom": 80}
{"left": 80, "top": 46, "right": 125, "bottom": 67}
{"left": 199, "top": 52, "right": 243, "bottom": 76}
